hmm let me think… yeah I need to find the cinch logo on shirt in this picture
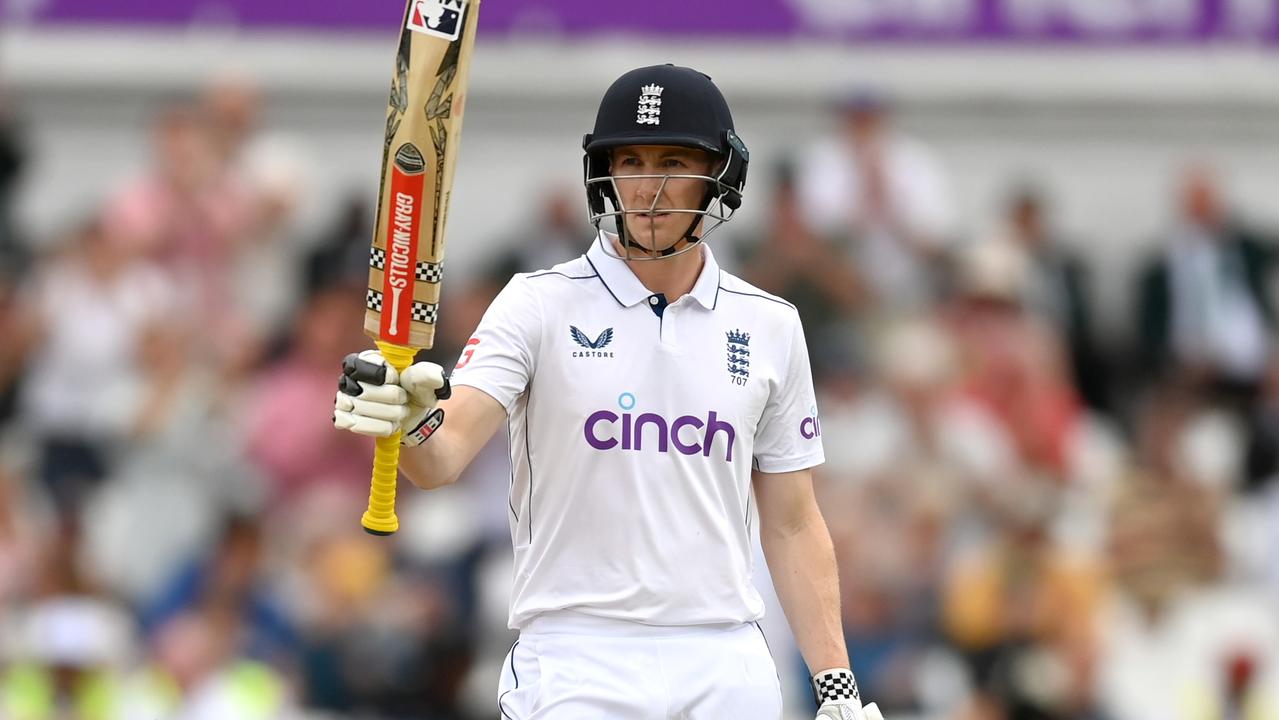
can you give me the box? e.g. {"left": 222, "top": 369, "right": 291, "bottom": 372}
{"left": 583, "top": 392, "right": 736, "bottom": 462}
{"left": 800, "top": 406, "right": 822, "bottom": 440}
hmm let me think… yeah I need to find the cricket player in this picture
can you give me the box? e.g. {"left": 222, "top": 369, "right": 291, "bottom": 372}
{"left": 334, "top": 64, "right": 883, "bottom": 720}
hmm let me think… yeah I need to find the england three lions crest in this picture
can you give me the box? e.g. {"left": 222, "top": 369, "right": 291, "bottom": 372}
{"left": 727, "top": 329, "right": 750, "bottom": 385}
{"left": 407, "top": 0, "right": 468, "bottom": 41}
{"left": 637, "top": 84, "right": 663, "bottom": 126}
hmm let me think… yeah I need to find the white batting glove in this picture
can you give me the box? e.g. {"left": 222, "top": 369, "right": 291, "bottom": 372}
{"left": 813, "top": 669, "right": 884, "bottom": 720}
{"left": 333, "top": 350, "right": 450, "bottom": 446}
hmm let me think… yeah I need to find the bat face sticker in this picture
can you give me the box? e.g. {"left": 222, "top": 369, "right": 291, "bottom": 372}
{"left": 407, "top": 0, "right": 468, "bottom": 41}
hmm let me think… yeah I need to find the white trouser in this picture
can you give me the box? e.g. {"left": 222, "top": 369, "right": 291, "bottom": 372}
{"left": 498, "top": 612, "right": 783, "bottom": 719}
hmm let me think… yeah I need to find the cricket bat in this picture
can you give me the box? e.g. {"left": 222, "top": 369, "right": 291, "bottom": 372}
{"left": 361, "top": 0, "right": 480, "bottom": 535}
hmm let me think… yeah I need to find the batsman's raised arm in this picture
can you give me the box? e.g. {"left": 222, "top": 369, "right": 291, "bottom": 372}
{"left": 334, "top": 352, "right": 506, "bottom": 490}
{"left": 336, "top": 272, "right": 541, "bottom": 489}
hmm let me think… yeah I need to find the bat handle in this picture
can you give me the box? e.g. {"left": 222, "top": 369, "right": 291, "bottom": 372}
{"left": 361, "top": 340, "right": 418, "bottom": 536}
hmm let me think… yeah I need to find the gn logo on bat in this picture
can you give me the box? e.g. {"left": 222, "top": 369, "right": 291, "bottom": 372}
{"left": 407, "top": 0, "right": 467, "bottom": 41}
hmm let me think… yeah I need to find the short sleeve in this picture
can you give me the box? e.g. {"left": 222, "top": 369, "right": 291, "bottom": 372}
{"left": 449, "top": 275, "right": 541, "bottom": 412}
{"left": 752, "top": 314, "right": 825, "bottom": 474}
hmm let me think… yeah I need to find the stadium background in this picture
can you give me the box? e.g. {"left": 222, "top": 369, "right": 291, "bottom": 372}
{"left": 2, "top": 1, "right": 1279, "bottom": 718}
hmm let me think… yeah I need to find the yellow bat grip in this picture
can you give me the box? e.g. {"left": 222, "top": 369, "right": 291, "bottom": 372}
{"left": 361, "top": 341, "right": 418, "bottom": 536}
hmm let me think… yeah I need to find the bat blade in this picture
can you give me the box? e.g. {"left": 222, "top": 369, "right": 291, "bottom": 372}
{"left": 364, "top": 0, "right": 479, "bottom": 351}
{"left": 361, "top": 0, "right": 480, "bottom": 536}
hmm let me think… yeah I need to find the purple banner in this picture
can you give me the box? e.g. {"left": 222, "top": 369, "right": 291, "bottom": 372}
{"left": 16, "top": 0, "right": 1279, "bottom": 44}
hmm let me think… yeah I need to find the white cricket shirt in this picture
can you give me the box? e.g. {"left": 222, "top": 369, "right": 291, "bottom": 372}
{"left": 450, "top": 235, "right": 825, "bottom": 629}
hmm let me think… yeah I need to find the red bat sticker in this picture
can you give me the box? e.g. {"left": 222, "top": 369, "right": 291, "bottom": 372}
{"left": 380, "top": 145, "right": 427, "bottom": 342}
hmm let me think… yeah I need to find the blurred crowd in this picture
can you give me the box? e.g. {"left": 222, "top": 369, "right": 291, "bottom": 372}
{"left": 0, "top": 74, "right": 1277, "bottom": 720}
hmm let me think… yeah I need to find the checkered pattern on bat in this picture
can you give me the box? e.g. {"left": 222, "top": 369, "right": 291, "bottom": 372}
{"left": 411, "top": 301, "right": 439, "bottom": 323}
{"left": 365, "top": 289, "right": 439, "bottom": 324}
{"left": 416, "top": 261, "right": 443, "bottom": 283}
{"left": 812, "top": 669, "right": 860, "bottom": 704}
{"left": 368, "top": 249, "right": 442, "bottom": 284}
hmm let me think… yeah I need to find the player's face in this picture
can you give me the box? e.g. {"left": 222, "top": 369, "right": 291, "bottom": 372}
{"left": 610, "top": 145, "right": 715, "bottom": 252}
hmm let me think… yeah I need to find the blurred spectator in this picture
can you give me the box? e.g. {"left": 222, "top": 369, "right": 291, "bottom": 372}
{"left": 141, "top": 513, "right": 298, "bottom": 670}
{"left": 795, "top": 89, "right": 956, "bottom": 311}
{"left": 1136, "top": 164, "right": 1277, "bottom": 409}
{"left": 814, "top": 318, "right": 1013, "bottom": 712}
{"left": 1132, "top": 381, "right": 1246, "bottom": 496}
{"left": 736, "top": 160, "right": 869, "bottom": 377}
{"left": 948, "top": 238, "right": 1086, "bottom": 481}
{"left": 10, "top": 217, "right": 179, "bottom": 514}
{"left": 818, "top": 315, "right": 1018, "bottom": 502}
{"left": 0, "top": 96, "right": 24, "bottom": 267}
{"left": 828, "top": 470, "right": 950, "bottom": 714}
{"left": 1, "top": 518, "right": 138, "bottom": 720}
{"left": 200, "top": 73, "right": 311, "bottom": 348}
{"left": 243, "top": 277, "right": 372, "bottom": 508}
{"left": 1094, "top": 465, "right": 1279, "bottom": 720}
{"left": 1245, "top": 355, "right": 1279, "bottom": 492}
{"left": 120, "top": 609, "right": 295, "bottom": 719}
{"left": 304, "top": 193, "right": 372, "bottom": 296}
{"left": 0, "top": 272, "right": 26, "bottom": 427}
{"left": 487, "top": 185, "right": 590, "bottom": 281}
{"left": 103, "top": 101, "right": 262, "bottom": 379}
{"left": 1000, "top": 183, "right": 1111, "bottom": 412}
{"left": 0, "top": 463, "right": 48, "bottom": 607}
{"left": 279, "top": 494, "right": 474, "bottom": 719}
{"left": 942, "top": 478, "right": 1105, "bottom": 720}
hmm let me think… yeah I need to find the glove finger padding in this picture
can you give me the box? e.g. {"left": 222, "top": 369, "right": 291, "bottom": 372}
{"left": 342, "top": 350, "right": 399, "bottom": 388}
{"left": 346, "top": 393, "right": 410, "bottom": 423}
{"left": 334, "top": 351, "right": 410, "bottom": 438}
{"left": 862, "top": 703, "right": 884, "bottom": 720}
{"left": 400, "top": 362, "right": 447, "bottom": 406}
{"left": 347, "top": 381, "right": 408, "bottom": 407}
{"left": 334, "top": 393, "right": 399, "bottom": 438}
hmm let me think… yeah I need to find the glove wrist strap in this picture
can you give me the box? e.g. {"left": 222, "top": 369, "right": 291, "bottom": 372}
{"left": 812, "top": 667, "right": 860, "bottom": 706}
{"left": 403, "top": 407, "right": 445, "bottom": 446}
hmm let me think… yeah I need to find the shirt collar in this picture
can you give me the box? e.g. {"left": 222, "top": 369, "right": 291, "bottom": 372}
{"left": 586, "top": 233, "right": 721, "bottom": 310}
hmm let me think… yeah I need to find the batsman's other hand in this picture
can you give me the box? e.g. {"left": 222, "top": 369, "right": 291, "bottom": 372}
{"left": 334, "top": 350, "right": 450, "bottom": 446}
{"left": 813, "top": 668, "right": 884, "bottom": 720}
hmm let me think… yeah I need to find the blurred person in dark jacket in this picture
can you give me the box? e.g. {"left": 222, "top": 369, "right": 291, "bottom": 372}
{"left": 736, "top": 159, "right": 869, "bottom": 377}
{"left": 0, "top": 96, "right": 23, "bottom": 264}
{"left": 1245, "top": 355, "right": 1279, "bottom": 492}
{"left": 0, "top": 100, "right": 27, "bottom": 427}
{"left": 1136, "top": 164, "right": 1276, "bottom": 408}
{"left": 0, "top": 271, "right": 25, "bottom": 427}
{"left": 1001, "top": 184, "right": 1110, "bottom": 413}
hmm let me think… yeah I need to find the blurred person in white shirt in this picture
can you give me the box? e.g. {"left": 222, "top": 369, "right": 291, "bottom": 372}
{"left": 795, "top": 90, "right": 956, "bottom": 312}
{"left": 10, "top": 215, "right": 179, "bottom": 513}
{"left": 201, "top": 73, "right": 313, "bottom": 351}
